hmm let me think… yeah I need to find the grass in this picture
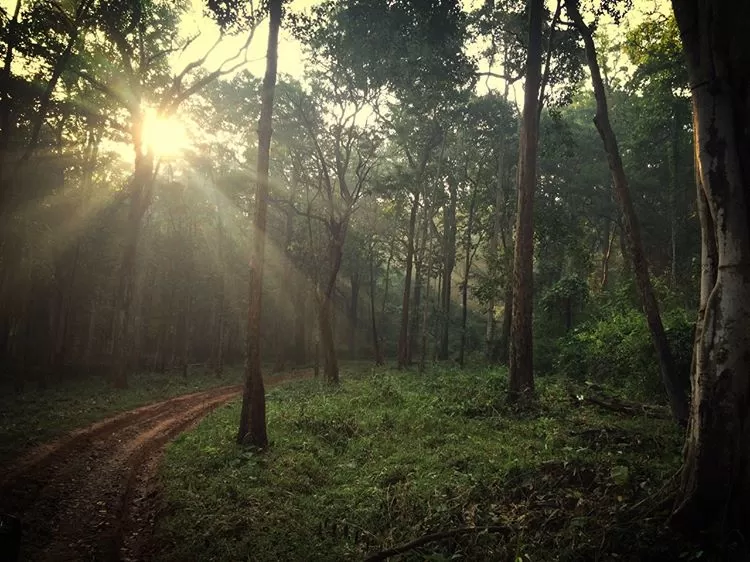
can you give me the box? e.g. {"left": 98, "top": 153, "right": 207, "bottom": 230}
{"left": 0, "top": 366, "right": 243, "bottom": 464}
{"left": 154, "top": 366, "right": 702, "bottom": 561}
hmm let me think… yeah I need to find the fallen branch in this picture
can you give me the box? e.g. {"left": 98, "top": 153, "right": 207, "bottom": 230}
{"left": 363, "top": 525, "right": 509, "bottom": 562}
{"left": 572, "top": 393, "right": 670, "bottom": 419}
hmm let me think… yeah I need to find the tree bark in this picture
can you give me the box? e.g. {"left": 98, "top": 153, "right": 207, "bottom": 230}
{"left": 349, "top": 267, "right": 359, "bottom": 358}
{"left": 567, "top": 0, "right": 689, "bottom": 424}
{"left": 438, "top": 179, "right": 457, "bottom": 360}
{"left": 237, "top": 0, "right": 281, "bottom": 447}
{"left": 111, "top": 122, "right": 154, "bottom": 389}
{"left": 459, "top": 188, "right": 477, "bottom": 368}
{"left": 369, "top": 245, "right": 384, "bottom": 366}
{"left": 670, "top": 0, "right": 750, "bottom": 536}
{"left": 318, "top": 225, "right": 345, "bottom": 384}
{"left": 508, "top": 0, "right": 543, "bottom": 401}
{"left": 397, "top": 191, "right": 419, "bottom": 368}
{"left": 485, "top": 145, "right": 505, "bottom": 360}
{"left": 668, "top": 108, "right": 679, "bottom": 286}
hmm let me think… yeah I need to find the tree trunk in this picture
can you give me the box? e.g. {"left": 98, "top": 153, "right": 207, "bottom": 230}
{"left": 111, "top": 127, "right": 154, "bottom": 389}
{"left": 668, "top": 108, "right": 679, "bottom": 287}
{"left": 600, "top": 220, "right": 615, "bottom": 291}
{"left": 485, "top": 145, "right": 505, "bottom": 360}
{"left": 237, "top": 0, "right": 281, "bottom": 447}
{"left": 497, "top": 282, "right": 512, "bottom": 364}
{"left": 349, "top": 268, "right": 359, "bottom": 358}
{"left": 670, "top": 0, "right": 750, "bottom": 536}
{"left": 397, "top": 191, "right": 419, "bottom": 368}
{"left": 292, "top": 282, "right": 307, "bottom": 365}
{"left": 438, "top": 179, "right": 457, "bottom": 360}
{"left": 318, "top": 224, "right": 345, "bottom": 384}
{"left": 567, "top": 0, "right": 689, "bottom": 424}
{"left": 369, "top": 246, "right": 384, "bottom": 366}
{"left": 213, "top": 181, "right": 226, "bottom": 376}
{"left": 409, "top": 215, "right": 426, "bottom": 364}
{"left": 420, "top": 223, "right": 436, "bottom": 373}
{"left": 508, "top": 0, "right": 543, "bottom": 401}
{"left": 459, "top": 188, "right": 477, "bottom": 368}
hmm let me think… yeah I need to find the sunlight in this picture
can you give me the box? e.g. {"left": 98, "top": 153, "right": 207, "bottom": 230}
{"left": 142, "top": 108, "right": 190, "bottom": 158}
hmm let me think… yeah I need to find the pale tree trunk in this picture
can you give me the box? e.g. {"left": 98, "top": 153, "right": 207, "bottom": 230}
{"left": 508, "top": 0, "right": 543, "bottom": 401}
{"left": 670, "top": 0, "right": 750, "bottom": 536}
{"left": 237, "top": 0, "right": 281, "bottom": 447}
{"left": 397, "top": 190, "right": 419, "bottom": 368}
{"left": 567, "top": 0, "right": 689, "bottom": 424}
{"left": 600, "top": 220, "right": 615, "bottom": 291}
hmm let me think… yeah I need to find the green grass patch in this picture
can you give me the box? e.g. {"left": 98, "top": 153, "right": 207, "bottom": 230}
{"left": 155, "top": 367, "right": 696, "bottom": 561}
{"left": 0, "top": 366, "right": 243, "bottom": 463}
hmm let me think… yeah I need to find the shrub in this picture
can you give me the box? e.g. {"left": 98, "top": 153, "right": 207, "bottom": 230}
{"left": 555, "top": 307, "right": 694, "bottom": 399}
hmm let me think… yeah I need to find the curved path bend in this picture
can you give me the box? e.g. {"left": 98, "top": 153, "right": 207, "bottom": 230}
{"left": 0, "top": 370, "right": 312, "bottom": 561}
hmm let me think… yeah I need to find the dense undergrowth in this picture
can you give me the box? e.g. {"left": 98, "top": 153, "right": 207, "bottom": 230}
{"left": 0, "top": 366, "right": 242, "bottom": 463}
{"left": 155, "top": 366, "right": 700, "bottom": 561}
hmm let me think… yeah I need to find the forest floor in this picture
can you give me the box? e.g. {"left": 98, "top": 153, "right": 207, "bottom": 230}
{"left": 152, "top": 366, "right": 713, "bottom": 562}
{"left": 0, "top": 369, "right": 313, "bottom": 562}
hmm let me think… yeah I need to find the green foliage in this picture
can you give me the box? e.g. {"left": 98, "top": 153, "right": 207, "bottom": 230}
{"left": 555, "top": 306, "right": 694, "bottom": 399}
{"left": 155, "top": 367, "right": 690, "bottom": 561}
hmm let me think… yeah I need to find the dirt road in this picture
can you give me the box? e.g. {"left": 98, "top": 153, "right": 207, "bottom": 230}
{"left": 0, "top": 370, "right": 312, "bottom": 561}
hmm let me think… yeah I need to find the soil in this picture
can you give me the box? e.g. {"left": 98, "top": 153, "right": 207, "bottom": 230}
{"left": 0, "top": 370, "right": 312, "bottom": 561}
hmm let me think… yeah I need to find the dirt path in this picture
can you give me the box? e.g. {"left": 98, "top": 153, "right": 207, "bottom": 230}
{"left": 0, "top": 370, "right": 312, "bottom": 561}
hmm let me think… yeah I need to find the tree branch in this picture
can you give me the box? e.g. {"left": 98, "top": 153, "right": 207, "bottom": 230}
{"left": 363, "top": 526, "right": 509, "bottom": 562}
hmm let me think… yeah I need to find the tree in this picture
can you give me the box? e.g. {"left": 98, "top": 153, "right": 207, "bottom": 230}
{"left": 669, "top": 0, "right": 750, "bottom": 537}
{"left": 565, "top": 0, "right": 689, "bottom": 425}
{"left": 237, "top": 0, "right": 282, "bottom": 448}
{"left": 508, "top": 0, "right": 544, "bottom": 401}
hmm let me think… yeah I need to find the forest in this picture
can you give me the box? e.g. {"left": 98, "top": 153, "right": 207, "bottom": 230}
{"left": 0, "top": 0, "right": 748, "bottom": 560}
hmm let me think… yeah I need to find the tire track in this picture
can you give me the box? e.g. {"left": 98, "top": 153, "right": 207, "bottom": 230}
{"left": 0, "top": 370, "right": 313, "bottom": 561}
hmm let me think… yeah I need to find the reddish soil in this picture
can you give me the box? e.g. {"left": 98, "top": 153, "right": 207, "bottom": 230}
{"left": 0, "top": 370, "right": 312, "bottom": 561}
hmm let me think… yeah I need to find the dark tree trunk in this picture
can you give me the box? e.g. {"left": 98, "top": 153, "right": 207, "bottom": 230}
{"left": 409, "top": 246, "right": 422, "bottom": 365}
{"left": 111, "top": 130, "right": 154, "bottom": 389}
{"left": 668, "top": 108, "right": 679, "bottom": 286}
{"left": 669, "top": 0, "right": 750, "bottom": 537}
{"left": 508, "top": 0, "right": 543, "bottom": 401}
{"left": 318, "top": 224, "right": 345, "bottom": 384}
{"left": 485, "top": 145, "right": 505, "bottom": 360}
{"left": 438, "top": 179, "right": 457, "bottom": 360}
{"left": 397, "top": 191, "right": 419, "bottom": 368}
{"left": 292, "top": 283, "right": 307, "bottom": 365}
{"left": 600, "top": 220, "right": 615, "bottom": 291}
{"left": 349, "top": 268, "right": 359, "bottom": 358}
{"left": 213, "top": 185, "right": 226, "bottom": 376}
{"left": 497, "top": 282, "right": 513, "bottom": 364}
{"left": 237, "top": 0, "right": 281, "bottom": 447}
{"left": 459, "top": 188, "right": 477, "bottom": 368}
{"left": 567, "top": 0, "right": 689, "bottom": 424}
{"left": 369, "top": 247, "right": 384, "bottom": 366}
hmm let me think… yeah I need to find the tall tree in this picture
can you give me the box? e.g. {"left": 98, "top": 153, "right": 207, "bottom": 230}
{"left": 565, "top": 0, "right": 689, "bottom": 424}
{"left": 237, "top": 0, "right": 282, "bottom": 447}
{"left": 508, "top": 0, "right": 544, "bottom": 401}
{"left": 669, "top": 0, "right": 750, "bottom": 536}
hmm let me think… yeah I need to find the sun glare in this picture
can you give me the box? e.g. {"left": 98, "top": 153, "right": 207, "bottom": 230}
{"left": 142, "top": 108, "right": 190, "bottom": 158}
